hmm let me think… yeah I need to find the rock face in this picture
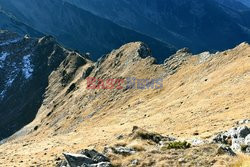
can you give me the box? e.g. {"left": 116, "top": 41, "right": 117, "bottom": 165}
{"left": 60, "top": 149, "right": 111, "bottom": 167}
{"left": 213, "top": 126, "right": 250, "bottom": 153}
{"left": 164, "top": 48, "right": 192, "bottom": 75}
{"left": 0, "top": 30, "right": 88, "bottom": 139}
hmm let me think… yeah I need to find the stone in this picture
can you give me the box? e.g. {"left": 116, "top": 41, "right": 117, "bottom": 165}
{"left": 58, "top": 160, "right": 69, "bottom": 167}
{"left": 189, "top": 139, "right": 205, "bottom": 146}
{"left": 213, "top": 126, "right": 250, "bottom": 154}
{"left": 231, "top": 138, "right": 245, "bottom": 152}
{"left": 116, "top": 134, "right": 124, "bottom": 140}
{"left": 213, "top": 126, "right": 250, "bottom": 144}
{"left": 61, "top": 149, "right": 111, "bottom": 167}
{"left": 79, "top": 149, "right": 110, "bottom": 163}
{"left": 137, "top": 43, "right": 151, "bottom": 58}
{"left": 246, "top": 146, "right": 250, "bottom": 154}
{"left": 111, "top": 146, "right": 135, "bottom": 156}
{"left": 103, "top": 147, "right": 113, "bottom": 155}
{"left": 164, "top": 48, "right": 191, "bottom": 75}
{"left": 198, "top": 52, "right": 212, "bottom": 64}
{"left": 236, "top": 126, "right": 250, "bottom": 138}
{"left": 63, "top": 153, "right": 95, "bottom": 166}
{"left": 82, "top": 66, "right": 94, "bottom": 79}
{"left": 131, "top": 159, "right": 139, "bottom": 166}
{"left": 178, "top": 158, "right": 186, "bottom": 163}
{"left": 245, "top": 134, "right": 250, "bottom": 146}
{"left": 96, "top": 162, "right": 112, "bottom": 167}
{"left": 237, "top": 119, "right": 250, "bottom": 125}
{"left": 212, "top": 133, "right": 230, "bottom": 144}
{"left": 217, "top": 145, "right": 236, "bottom": 156}
{"left": 82, "top": 162, "right": 112, "bottom": 167}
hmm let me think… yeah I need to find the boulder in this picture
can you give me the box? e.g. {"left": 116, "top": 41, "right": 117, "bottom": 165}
{"left": 235, "top": 126, "right": 250, "bottom": 138}
{"left": 79, "top": 149, "right": 110, "bottom": 163}
{"left": 237, "top": 119, "right": 250, "bottom": 125}
{"left": 231, "top": 138, "right": 245, "bottom": 152}
{"left": 63, "top": 153, "right": 95, "bottom": 166}
{"left": 111, "top": 146, "right": 136, "bottom": 156}
{"left": 61, "top": 149, "right": 111, "bottom": 167}
{"left": 245, "top": 134, "right": 250, "bottom": 146}
{"left": 217, "top": 145, "right": 236, "bottom": 156}
{"left": 246, "top": 146, "right": 250, "bottom": 154}
{"left": 131, "top": 159, "right": 139, "bottom": 166}
{"left": 213, "top": 126, "right": 250, "bottom": 144}
{"left": 212, "top": 133, "right": 230, "bottom": 145}
{"left": 213, "top": 126, "right": 250, "bottom": 153}
{"left": 188, "top": 138, "right": 205, "bottom": 146}
{"left": 82, "top": 162, "right": 112, "bottom": 167}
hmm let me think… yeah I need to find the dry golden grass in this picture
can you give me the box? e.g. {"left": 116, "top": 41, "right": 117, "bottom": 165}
{"left": 0, "top": 42, "right": 249, "bottom": 166}
{"left": 231, "top": 154, "right": 250, "bottom": 167}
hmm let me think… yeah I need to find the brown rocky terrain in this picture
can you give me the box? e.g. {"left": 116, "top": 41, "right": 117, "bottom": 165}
{"left": 0, "top": 41, "right": 250, "bottom": 166}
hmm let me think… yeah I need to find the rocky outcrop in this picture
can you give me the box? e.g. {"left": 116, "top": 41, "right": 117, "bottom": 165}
{"left": 164, "top": 48, "right": 192, "bottom": 75}
{"left": 131, "top": 126, "right": 176, "bottom": 144}
{"left": 59, "top": 127, "right": 230, "bottom": 167}
{"left": 92, "top": 42, "right": 156, "bottom": 78}
{"left": 59, "top": 149, "right": 111, "bottom": 167}
{"left": 213, "top": 126, "right": 250, "bottom": 154}
{"left": 105, "top": 146, "right": 136, "bottom": 156}
{"left": 217, "top": 145, "right": 236, "bottom": 156}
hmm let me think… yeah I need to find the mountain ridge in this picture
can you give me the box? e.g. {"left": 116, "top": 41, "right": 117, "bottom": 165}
{"left": 0, "top": 30, "right": 90, "bottom": 139}
{"left": 0, "top": 0, "right": 250, "bottom": 166}
{"left": 0, "top": 30, "right": 249, "bottom": 165}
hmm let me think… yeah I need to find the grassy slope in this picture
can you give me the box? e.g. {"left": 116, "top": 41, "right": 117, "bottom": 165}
{"left": 0, "top": 42, "right": 249, "bottom": 166}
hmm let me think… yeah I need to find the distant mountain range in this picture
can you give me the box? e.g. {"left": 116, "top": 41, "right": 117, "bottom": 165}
{"left": 0, "top": 8, "right": 43, "bottom": 37}
{"left": 65, "top": 0, "right": 250, "bottom": 53}
{"left": 215, "top": 0, "right": 250, "bottom": 11}
{"left": 0, "top": 0, "right": 175, "bottom": 62}
{"left": 237, "top": 0, "right": 250, "bottom": 7}
{"left": 0, "top": 0, "right": 249, "bottom": 61}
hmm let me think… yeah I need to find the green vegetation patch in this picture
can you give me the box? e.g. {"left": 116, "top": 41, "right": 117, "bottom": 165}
{"left": 161, "top": 141, "right": 191, "bottom": 150}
